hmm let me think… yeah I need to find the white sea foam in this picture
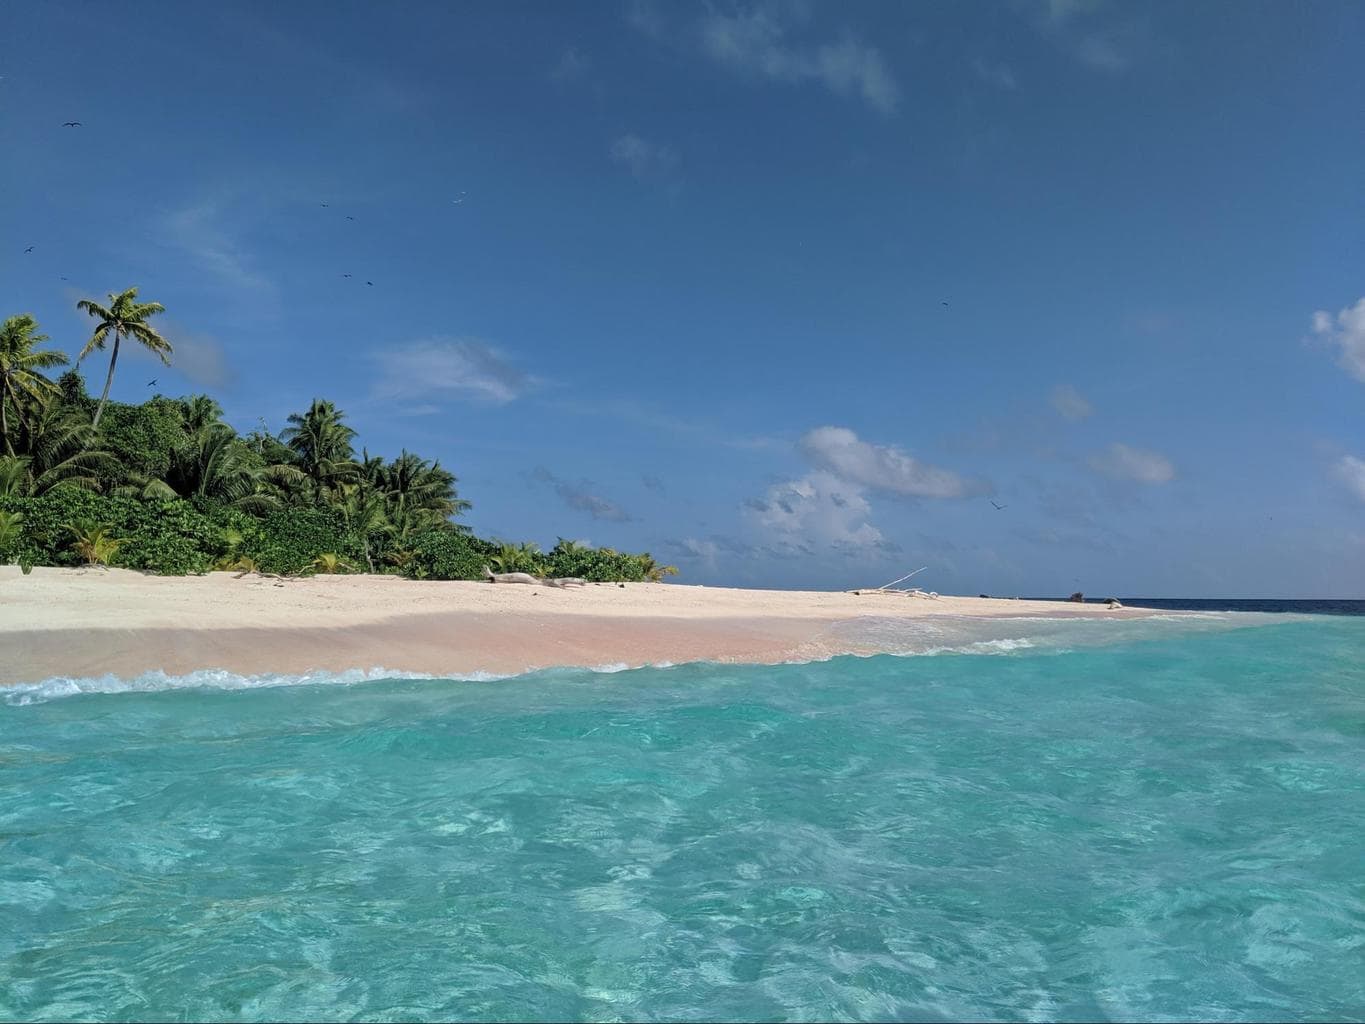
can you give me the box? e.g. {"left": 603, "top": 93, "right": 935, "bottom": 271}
{"left": 4, "top": 659, "right": 708, "bottom": 705}
{"left": 2, "top": 666, "right": 486, "bottom": 706}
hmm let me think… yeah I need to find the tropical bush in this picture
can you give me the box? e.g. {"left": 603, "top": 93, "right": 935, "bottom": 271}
{"left": 404, "top": 530, "right": 497, "bottom": 581}
{"left": 0, "top": 510, "right": 22, "bottom": 562}
{"left": 66, "top": 518, "right": 124, "bottom": 566}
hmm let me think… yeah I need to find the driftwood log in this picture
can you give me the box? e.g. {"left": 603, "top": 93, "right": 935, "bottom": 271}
{"left": 482, "top": 568, "right": 589, "bottom": 588}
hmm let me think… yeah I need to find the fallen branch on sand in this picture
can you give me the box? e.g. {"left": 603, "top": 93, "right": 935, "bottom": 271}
{"left": 482, "top": 568, "right": 590, "bottom": 588}
{"left": 850, "top": 566, "right": 938, "bottom": 599}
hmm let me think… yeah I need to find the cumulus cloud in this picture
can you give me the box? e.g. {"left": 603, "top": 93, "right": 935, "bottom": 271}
{"left": 799, "top": 426, "right": 982, "bottom": 498}
{"left": 741, "top": 427, "right": 979, "bottom": 556}
{"left": 675, "top": 537, "right": 720, "bottom": 569}
{"left": 746, "top": 471, "right": 888, "bottom": 553}
{"left": 1088, "top": 442, "right": 1175, "bottom": 484}
{"left": 1310, "top": 296, "right": 1365, "bottom": 382}
{"left": 373, "top": 337, "right": 531, "bottom": 405}
{"left": 1334, "top": 455, "right": 1365, "bottom": 504}
{"left": 531, "top": 467, "right": 631, "bottom": 522}
{"left": 1050, "top": 384, "right": 1094, "bottom": 421}
{"left": 698, "top": 9, "right": 899, "bottom": 113}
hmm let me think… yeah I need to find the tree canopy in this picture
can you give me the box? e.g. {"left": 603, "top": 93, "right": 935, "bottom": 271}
{"left": 0, "top": 297, "right": 675, "bottom": 583}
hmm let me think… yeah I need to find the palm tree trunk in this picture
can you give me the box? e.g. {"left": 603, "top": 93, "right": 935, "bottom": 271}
{"left": 91, "top": 334, "right": 121, "bottom": 432}
{"left": 1, "top": 387, "right": 11, "bottom": 457}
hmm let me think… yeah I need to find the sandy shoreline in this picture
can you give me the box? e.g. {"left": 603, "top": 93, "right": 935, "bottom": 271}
{"left": 1, "top": 567, "right": 1157, "bottom": 685}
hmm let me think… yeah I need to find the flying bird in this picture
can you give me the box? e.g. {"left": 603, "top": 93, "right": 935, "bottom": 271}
{"left": 345, "top": 215, "right": 355, "bottom": 221}
{"left": 63, "top": 121, "right": 81, "bottom": 127}
{"left": 147, "top": 379, "right": 157, "bottom": 387}
{"left": 342, "top": 273, "right": 352, "bottom": 278}
{"left": 941, "top": 301, "right": 949, "bottom": 308}
{"left": 60, "top": 276, "right": 68, "bottom": 281}
{"left": 320, "top": 202, "right": 329, "bottom": 207}
{"left": 23, "top": 246, "right": 33, "bottom": 253}
{"left": 990, "top": 500, "right": 1007, "bottom": 510}
{"left": 452, "top": 192, "right": 467, "bottom": 204}
{"left": 366, "top": 280, "right": 374, "bottom": 286}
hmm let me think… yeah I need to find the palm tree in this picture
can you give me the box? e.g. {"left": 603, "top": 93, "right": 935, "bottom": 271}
{"left": 489, "top": 541, "right": 544, "bottom": 575}
{"left": 76, "top": 288, "right": 171, "bottom": 432}
{"left": 282, "top": 399, "right": 358, "bottom": 503}
{"left": 177, "top": 395, "right": 225, "bottom": 435}
{"left": 637, "top": 554, "right": 679, "bottom": 582}
{"left": 0, "top": 402, "right": 120, "bottom": 495}
{"left": 161, "top": 424, "right": 272, "bottom": 510}
{"left": 66, "top": 519, "right": 124, "bottom": 566}
{"left": 375, "top": 450, "right": 470, "bottom": 536}
{"left": 0, "top": 314, "right": 69, "bottom": 456}
{"left": 341, "top": 478, "right": 391, "bottom": 573}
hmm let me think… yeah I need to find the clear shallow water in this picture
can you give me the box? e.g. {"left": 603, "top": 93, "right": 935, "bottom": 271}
{"left": 2, "top": 617, "right": 1362, "bottom": 1022}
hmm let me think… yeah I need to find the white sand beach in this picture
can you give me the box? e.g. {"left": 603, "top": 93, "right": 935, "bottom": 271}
{"left": 1, "top": 567, "right": 1154, "bottom": 685}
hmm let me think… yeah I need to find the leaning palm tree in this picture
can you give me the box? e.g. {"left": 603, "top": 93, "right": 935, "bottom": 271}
{"left": 0, "top": 314, "right": 69, "bottom": 456}
{"left": 75, "top": 287, "right": 171, "bottom": 432}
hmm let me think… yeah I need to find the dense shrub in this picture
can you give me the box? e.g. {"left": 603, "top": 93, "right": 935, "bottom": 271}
{"left": 544, "top": 543, "right": 650, "bottom": 582}
{"left": 404, "top": 529, "right": 497, "bottom": 580}
{"left": 0, "top": 491, "right": 242, "bottom": 574}
{"left": 240, "top": 505, "right": 360, "bottom": 576}
{"left": 94, "top": 398, "right": 187, "bottom": 484}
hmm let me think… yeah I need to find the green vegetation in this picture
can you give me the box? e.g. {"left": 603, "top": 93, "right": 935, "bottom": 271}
{"left": 0, "top": 298, "right": 676, "bottom": 583}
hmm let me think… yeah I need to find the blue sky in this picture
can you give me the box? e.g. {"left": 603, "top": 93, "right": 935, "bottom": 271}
{"left": 3, "top": 0, "right": 1363, "bottom": 596}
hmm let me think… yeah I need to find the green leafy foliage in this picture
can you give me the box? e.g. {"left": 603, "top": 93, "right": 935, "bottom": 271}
{"left": 404, "top": 530, "right": 497, "bottom": 581}
{"left": 1, "top": 303, "right": 669, "bottom": 582}
{"left": 66, "top": 518, "right": 124, "bottom": 566}
{"left": 0, "top": 510, "right": 23, "bottom": 561}
{"left": 242, "top": 506, "right": 359, "bottom": 576}
{"left": 544, "top": 540, "right": 653, "bottom": 582}
{"left": 93, "top": 397, "right": 187, "bottom": 484}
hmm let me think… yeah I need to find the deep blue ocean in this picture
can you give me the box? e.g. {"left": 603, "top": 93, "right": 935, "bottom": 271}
{"left": 1108, "top": 598, "right": 1364, "bottom": 616}
{"left": 2, "top": 611, "right": 1362, "bottom": 1021}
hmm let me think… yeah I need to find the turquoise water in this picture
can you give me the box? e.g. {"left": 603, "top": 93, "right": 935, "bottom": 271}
{"left": 2, "top": 617, "right": 1362, "bottom": 1022}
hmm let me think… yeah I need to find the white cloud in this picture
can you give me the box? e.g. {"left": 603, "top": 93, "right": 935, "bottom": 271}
{"left": 1088, "top": 442, "right": 1175, "bottom": 484}
{"left": 799, "top": 426, "right": 981, "bottom": 498}
{"left": 1334, "top": 455, "right": 1365, "bottom": 504}
{"left": 1310, "top": 296, "right": 1365, "bottom": 382}
{"left": 971, "top": 57, "right": 1018, "bottom": 90}
{"left": 1034, "top": 0, "right": 1138, "bottom": 73}
{"left": 159, "top": 323, "right": 234, "bottom": 389}
{"left": 373, "top": 337, "right": 531, "bottom": 405}
{"left": 746, "top": 471, "right": 888, "bottom": 553}
{"left": 551, "top": 48, "right": 589, "bottom": 83}
{"left": 676, "top": 537, "right": 720, "bottom": 569}
{"left": 531, "top": 467, "right": 631, "bottom": 522}
{"left": 1050, "top": 384, "right": 1094, "bottom": 421}
{"left": 699, "top": 9, "right": 899, "bottom": 113}
{"left": 1074, "top": 33, "right": 1129, "bottom": 71}
{"left": 160, "top": 201, "right": 272, "bottom": 294}
{"left": 609, "top": 134, "right": 679, "bottom": 180}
